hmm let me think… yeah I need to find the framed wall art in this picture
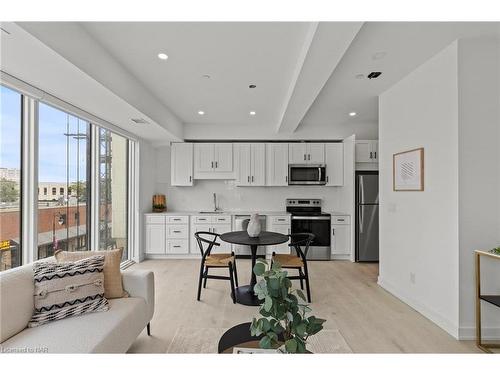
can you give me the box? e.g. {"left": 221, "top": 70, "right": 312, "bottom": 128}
{"left": 393, "top": 147, "right": 424, "bottom": 191}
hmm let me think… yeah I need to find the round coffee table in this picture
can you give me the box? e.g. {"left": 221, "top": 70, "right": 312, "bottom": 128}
{"left": 219, "top": 231, "right": 289, "bottom": 306}
{"left": 218, "top": 322, "right": 284, "bottom": 353}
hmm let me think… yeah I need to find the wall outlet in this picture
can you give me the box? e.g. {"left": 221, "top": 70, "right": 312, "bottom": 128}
{"left": 410, "top": 272, "right": 416, "bottom": 284}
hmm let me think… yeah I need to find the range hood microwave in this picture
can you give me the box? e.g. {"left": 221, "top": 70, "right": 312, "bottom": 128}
{"left": 288, "top": 164, "right": 326, "bottom": 185}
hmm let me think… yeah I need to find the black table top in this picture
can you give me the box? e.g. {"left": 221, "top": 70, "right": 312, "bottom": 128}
{"left": 220, "top": 231, "right": 289, "bottom": 246}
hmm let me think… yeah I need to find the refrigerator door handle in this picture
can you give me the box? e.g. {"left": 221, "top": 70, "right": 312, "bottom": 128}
{"left": 359, "top": 205, "right": 364, "bottom": 234}
{"left": 359, "top": 175, "right": 365, "bottom": 204}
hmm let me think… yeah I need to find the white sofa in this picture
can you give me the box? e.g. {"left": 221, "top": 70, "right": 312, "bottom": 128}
{"left": 0, "top": 263, "right": 154, "bottom": 353}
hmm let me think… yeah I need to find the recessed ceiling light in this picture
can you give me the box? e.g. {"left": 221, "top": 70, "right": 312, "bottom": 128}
{"left": 198, "top": 111, "right": 205, "bottom": 115}
{"left": 249, "top": 111, "right": 256, "bottom": 116}
{"left": 349, "top": 112, "right": 357, "bottom": 117}
{"left": 355, "top": 74, "right": 365, "bottom": 80}
{"left": 249, "top": 84, "right": 256, "bottom": 89}
{"left": 202, "top": 74, "right": 211, "bottom": 79}
{"left": 131, "top": 118, "right": 149, "bottom": 124}
{"left": 157, "top": 53, "right": 168, "bottom": 60}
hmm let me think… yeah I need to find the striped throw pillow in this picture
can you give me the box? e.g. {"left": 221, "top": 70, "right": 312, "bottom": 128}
{"left": 29, "top": 255, "right": 109, "bottom": 328}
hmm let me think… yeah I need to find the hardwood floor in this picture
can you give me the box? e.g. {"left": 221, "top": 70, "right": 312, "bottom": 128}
{"left": 127, "top": 259, "right": 480, "bottom": 353}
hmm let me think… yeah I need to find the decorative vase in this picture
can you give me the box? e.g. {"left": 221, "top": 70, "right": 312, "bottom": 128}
{"left": 152, "top": 194, "right": 166, "bottom": 212}
{"left": 247, "top": 213, "right": 261, "bottom": 237}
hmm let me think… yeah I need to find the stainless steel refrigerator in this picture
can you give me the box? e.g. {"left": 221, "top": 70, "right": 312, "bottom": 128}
{"left": 355, "top": 172, "right": 379, "bottom": 262}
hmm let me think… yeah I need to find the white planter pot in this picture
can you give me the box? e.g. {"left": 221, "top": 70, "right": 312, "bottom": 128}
{"left": 247, "top": 214, "right": 262, "bottom": 237}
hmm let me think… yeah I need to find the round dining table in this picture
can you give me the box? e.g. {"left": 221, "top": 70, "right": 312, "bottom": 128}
{"left": 219, "top": 230, "right": 289, "bottom": 306}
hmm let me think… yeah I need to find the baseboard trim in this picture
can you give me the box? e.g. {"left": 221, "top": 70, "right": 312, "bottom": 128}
{"left": 377, "top": 276, "right": 459, "bottom": 339}
{"left": 459, "top": 326, "right": 500, "bottom": 341}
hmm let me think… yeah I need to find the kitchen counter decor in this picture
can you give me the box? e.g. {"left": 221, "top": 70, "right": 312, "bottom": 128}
{"left": 152, "top": 194, "right": 166, "bottom": 212}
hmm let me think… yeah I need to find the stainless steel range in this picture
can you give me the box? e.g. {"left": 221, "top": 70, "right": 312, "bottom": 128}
{"left": 286, "top": 199, "right": 331, "bottom": 260}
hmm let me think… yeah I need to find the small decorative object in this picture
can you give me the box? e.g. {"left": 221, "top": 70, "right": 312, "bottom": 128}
{"left": 247, "top": 213, "right": 261, "bottom": 238}
{"left": 393, "top": 147, "right": 424, "bottom": 191}
{"left": 250, "top": 259, "right": 326, "bottom": 353}
{"left": 490, "top": 246, "right": 500, "bottom": 255}
{"left": 152, "top": 194, "right": 166, "bottom": 212}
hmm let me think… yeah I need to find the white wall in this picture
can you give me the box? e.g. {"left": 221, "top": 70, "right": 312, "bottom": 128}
{"left": 155, "top": 145, "right": 351, "bottom": 213}
{"left": 138, "top": 140, "right": 157, "bottom": 261}
{"left": 457, "top": 37, "right": 500, "bottom": 339}
{"left": 378, "top": 42, "right": 460, "bottom": 337}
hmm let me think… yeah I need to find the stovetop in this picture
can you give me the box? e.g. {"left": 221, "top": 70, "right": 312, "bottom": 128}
{"left": 285, "top": 198, "right": 330, "bottom": 217}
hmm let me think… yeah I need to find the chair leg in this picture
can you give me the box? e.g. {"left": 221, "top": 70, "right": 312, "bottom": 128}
{"left": 147, "top": 322, "right": 151, "bottom": 336}
{"left": 203, "top": 267, "right": 208, "bottom": 288}
{"left": 303, "top": 266, "right": 312, "bottom": 303}
{"left": 228, "top": 262, "right": 236, "bottom": 304}
{"left": 197, "top": 263, "right": 204, "bottom": 301}
{"left": 299, "top": 272, "right": 304, "bottom": 290}
{"left": 233, "top": 260, "right": 239, "bottom": 288}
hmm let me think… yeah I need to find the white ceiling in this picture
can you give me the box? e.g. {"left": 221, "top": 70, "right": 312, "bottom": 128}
{"left": 11, "top": 21, "right": 500, "bottom": 142}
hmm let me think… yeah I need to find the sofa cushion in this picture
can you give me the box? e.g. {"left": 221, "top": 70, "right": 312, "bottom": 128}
{"left": 29, "top": 256, "right": 109, "bottom": 328}
{"left": 0, "top": 297, "right": 148, "bottom": 353}
{"left": 55, "top": 249, "right": 127, "bottom": 299}
{"left": 0, "top": 264, "right": 34, "bottom": 343}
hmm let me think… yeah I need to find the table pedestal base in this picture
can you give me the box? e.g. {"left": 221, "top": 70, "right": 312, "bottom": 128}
{"left": 234, "top": 285, "right": 263, "bottom": 306}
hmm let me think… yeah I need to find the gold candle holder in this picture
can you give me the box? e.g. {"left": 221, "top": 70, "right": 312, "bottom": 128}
{"left": 152, "top": 194, "right": 166, "bottom": 212}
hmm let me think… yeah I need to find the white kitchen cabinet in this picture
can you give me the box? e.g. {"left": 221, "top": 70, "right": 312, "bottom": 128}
{"left": 325, "top": 143, "right": 344, "bottom": 186}
{"left": 331, "top": 215, "right": 351, "bottom": 258}
{"left": 191, "top": 215, "right": 232, "bottom": 254}
{"left": 166, "top": 240, "right": 189, "bottom": 254}
{"left": 146, "top": 223, "right": 166, "bottom": 254}
{"left": 267, "top": 215, "right": 291, "bottom": 256}
{"left": 193, "top": 143, "right": 234, "bottom": 178}
{"left": 171, "top": 142, "right": 193, "bottom": 186}
{"left": 355, "top": 140, "right": 378, "bottom": 163}
{"left": 288, "top": 143, "right": 324, "bottom": 164}
{"left": 235, "top": 143, "right": 266, "bottom": 186}
{"left": 266, "top": 143, "right": 289, "bottom": 186}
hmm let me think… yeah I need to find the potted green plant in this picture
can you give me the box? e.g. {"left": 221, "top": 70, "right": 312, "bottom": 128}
{"left": 491, "top": 246, "right": 500, "bottom": 255}
{"left": 250, "top": 259, "right": 326, "bottom": 353}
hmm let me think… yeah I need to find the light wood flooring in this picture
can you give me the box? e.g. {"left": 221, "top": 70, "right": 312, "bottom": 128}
{"left": 127, "top": 259, "right": 480, "bottom": 353}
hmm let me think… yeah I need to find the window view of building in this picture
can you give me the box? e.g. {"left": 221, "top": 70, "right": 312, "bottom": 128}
{"left": 0, "top": 86, "right": 22, "bottom": 270}
{"left": 37, "top": 103, "right": 90, "bottom": 259}
{"left": 99, "top": 128, "right": 128, "bottom": 260}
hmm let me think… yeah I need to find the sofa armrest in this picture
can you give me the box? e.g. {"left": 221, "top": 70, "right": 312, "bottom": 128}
{"left": 121, "top": 269, "right": 155, "bottom": 322}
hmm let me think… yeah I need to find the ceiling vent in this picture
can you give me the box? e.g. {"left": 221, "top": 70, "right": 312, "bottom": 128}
{"left": 131, "top": 118, "right": 149, "bottom": 124}
{"left": 367, "top": 72, "right": 382, "bottom": 79}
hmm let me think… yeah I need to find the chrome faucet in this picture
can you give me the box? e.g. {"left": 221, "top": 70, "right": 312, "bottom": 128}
{"left": 213, "top": 193, "right": 218, "bottom": 212}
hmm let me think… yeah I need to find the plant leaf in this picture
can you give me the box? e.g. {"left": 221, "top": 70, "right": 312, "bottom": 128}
{"left": 253, "top": 262, "right": 266, "bottom": 276}
{"left": 260, "top": 335, "right": 272, "bottom": 349}
{"left": 285, "top": 339, "right": 297, "bottom": 353}
{"left": 264, "top": 296, "right": 273, "bottom": 312}
{"left": 296, "top": 289, "right": 306, "bottom": 302}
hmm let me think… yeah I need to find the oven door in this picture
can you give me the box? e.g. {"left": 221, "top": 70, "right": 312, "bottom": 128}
{"left": 291, "top": 216, "right": 331, "bottom": 260}
{"left": 288, "top": 164, "right": 326, "bottom": 185}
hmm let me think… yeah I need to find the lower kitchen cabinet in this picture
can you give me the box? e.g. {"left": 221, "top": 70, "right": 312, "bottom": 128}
{"left": 145, "top": 214, "right": 190, "bottom": 256}
{"left": 146, "top": 222, "right": 166, "bottom": 254}
{"left": 267, "top": 215, "right": 291, "bottom": 257}
{"left": 331, "top": 215, "right": 351, "bottom": 259}
{"left": 190, "top": 215, "right": 232, "bottom": 255}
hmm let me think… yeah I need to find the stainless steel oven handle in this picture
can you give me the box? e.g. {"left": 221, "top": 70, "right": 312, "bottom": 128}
{"left": 291, "top": 216, "right": 331, "bottom": 221}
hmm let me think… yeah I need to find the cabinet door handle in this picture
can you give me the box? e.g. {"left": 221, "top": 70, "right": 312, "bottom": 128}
{"left": 304, "top": 154, "right": 306, "bottom": 161}
{"left": 370, "top": 152, "right": 373, "bottom": 159}
{"left": 308, "top": 154, "right": 311, "bottom": 161}
{"left": 215, "top": 161, "right": 218, "bottom": 168}
{"left": 173, "top": 245, "right": 181, "bottom": 248}
{"left": 285, "top": 175, "right": 288, "bottom": 183}
{"left": 247, "top": 176, "right": 250, "bottom": 182}
{"left": 251, "top": 175, "right": 254, "bottom": 182}
{"left": 173, "top": 218, "right": 181, "bottom": 221}
{"left": 332, "top": 228, "right": 335, "bottom": 235}
{"left": 374, "top": 151, "right": 377, "bottom": 159}
{"left": 189, "top": 176, "right": 192, "bottom": 182}
{"left": 326, "top": 176, "right": 329, "bottom": 183}
{"left": 199, "top": 218, "right": 207, "bottom": 221}
{"left": 278, "top": 218, "right": 285, "bottom": 221}
{"left": 211, "top": 161, "right": 214, "bottom": 168}
{"left": 173, "top": 230, "right": 181, "bottom": 233}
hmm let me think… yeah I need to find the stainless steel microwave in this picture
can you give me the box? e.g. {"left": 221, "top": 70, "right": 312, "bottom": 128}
{"left": 288, "top": 164, "right": 326, "bottom": 185}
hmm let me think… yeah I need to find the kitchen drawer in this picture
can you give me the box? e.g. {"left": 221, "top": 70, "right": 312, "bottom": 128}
{"left": 332, "top": 216, "right": 350, "bottom": 225}
{"left": 146, "top": 215, "right": 166, "bottom": 224}
{"left": 167, "top": 216, "right": 189, "bottom": 224}
{"left": 193, "top": 215, "right": 211, "bottom": 223}
{"left": 213, "top": 215, "right": 231, "bottom": 224}
{"left": 270, "top": 216, "right": 290, "bottom": 225}
{"left": 167, "top": 224, "right": 189, "bottom": 239}
{"left": 166, "top": 239, "right": 189, "bottom": 254}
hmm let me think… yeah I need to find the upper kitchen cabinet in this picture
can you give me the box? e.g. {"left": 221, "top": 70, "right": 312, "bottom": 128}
{"left": 235, "top": 143, "right": 266, "bottom": 186}
{"left": 355, "top": 140, "right": 378, "bottom": 163}
{"left": 289, "top": 143, "right": 325, "bottom": 164}
{"left": 193, "top": 143, "right": 235, "bottom": 179}
{"left": 325, "top": 143, "right": 344, "bottom": 186}
{"left": 266, "top": 143, "right": 289, "bottom": 186}
{"left": 171, "top": 143, "right": 193, "bottom": 186}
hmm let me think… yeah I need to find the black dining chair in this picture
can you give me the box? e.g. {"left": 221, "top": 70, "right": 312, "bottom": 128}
{"left": 271, "top": 233, "right": 314, "bottom": 303}
{"left": 194, "top": 231, "right": 239, "bottom": 303}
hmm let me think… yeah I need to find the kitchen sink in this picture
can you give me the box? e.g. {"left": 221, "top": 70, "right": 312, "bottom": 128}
{"left": 198, "top": 211, "right": 226, "bottom": 214}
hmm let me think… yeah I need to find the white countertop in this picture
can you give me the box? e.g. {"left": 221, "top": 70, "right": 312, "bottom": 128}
{"left": 145, "top": 210, "right": 290, "bottom": 216}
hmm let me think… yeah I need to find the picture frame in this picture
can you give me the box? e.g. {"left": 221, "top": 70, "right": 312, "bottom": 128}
{"left": 393, "top": 147, "right": 424, "bottom": 191}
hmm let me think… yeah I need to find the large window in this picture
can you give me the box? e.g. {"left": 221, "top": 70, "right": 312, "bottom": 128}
{"left": 99, "top": 129, "right": 128, "bottom": 260}
{"left": 37, "top": 103, "right": 90, "bottom": 259}
{"left": 0, "top": 86, "right": 22, "bottom": 270}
